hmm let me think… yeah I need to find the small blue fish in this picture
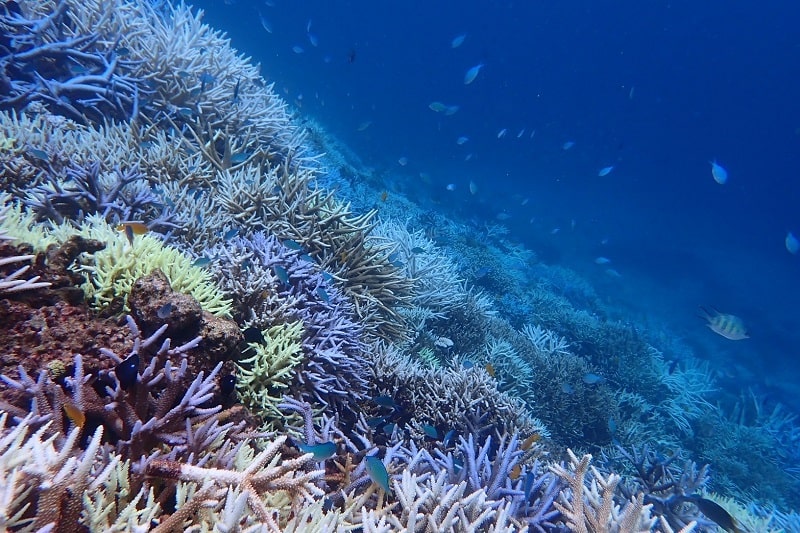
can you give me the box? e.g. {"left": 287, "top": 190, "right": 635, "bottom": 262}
{"left": 365, "top": 456, "right": 391, "bottom": 492}
{"left": 786, "top": 232, "right": 800, "bottom": 254}
{"left": 608, "top": 417, "right": 617, "bottom": 435}
{"left": 382, "top": 423, "right": 396, "bottom": 435}
{"left": 562, "top": 141, "right": 575, "bottom": 150}
{"left": 273, "top": 265, "right": 290, "bottom": 284}
{"left": 367, "top": 416, "right": 386, "bottom": 428}
{"left": 258, "top": 11, "right": 273, "bottom": 33}
{"left": 299, "top": 254, "right": 315, "bottom": 263}
{"left": 283, "top": 239, "right": 303, "bottom": 250}
{"left": 598, "top": 166, "right": 614, "bottom": 177}
{"left": 199, "top": 73, "right": 215, "bottom": 92}
{"left": 220, "top": 374, "right": 236, "bottom": 395}
{"left": 156, "top": 303, "right": 172, "bottom": 319}
{"left": 230, "top": 152, "right": 252, "bottom": 164}
{"left": 443, "top": 429, "right": 456, "bottom": 448}
{"left": 297, "top": 441, "right": 336, "bottom": 461}
{"left": 561, "top": 382, "right": 575, "bottom": 394}
{"left": 115, "top": 352, "right": 139, "bottom": 390}
{"left": 223, "top": 228, "right": 239, "bottom": 240}
{"left": 243, "top": 327, "right": 265, "bottom": 344}
{"left": 456, "top": 136, "right": 469, "bottom": 145}
{"left": 232, "top": 79, "right": 240, "bottom": 103}
{"left": 422, "top": 424, "right": 439, "bottom": 439}
{"left": 315, "top": 287, "right": 330, "bottom": 303}
{"left": 374, "top": 395, "right": 396, "bottom": 408}
{"left": 462, "top": 360, "right": 474, "bottom": 369}
{"left": 464, "top": 63, "right": 484, "bottom": 85}
{"left": 28, "top": 148, "right": 49, "bottom": 161}
{"left": 451, "top": 33, "right": 467, "bottom": 48}
{"left": 582, "top": 373, "right": 605, "bottom": 385}
{"left": 710, "top": 160, "right": 728, "bottom": 185}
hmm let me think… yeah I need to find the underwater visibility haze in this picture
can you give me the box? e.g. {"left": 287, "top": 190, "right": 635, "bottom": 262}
{"left": 0, "top": 0, "right": 799, "bottom": 530}
{"left": 195, "top": 0, "right": 800, "bottom": 402}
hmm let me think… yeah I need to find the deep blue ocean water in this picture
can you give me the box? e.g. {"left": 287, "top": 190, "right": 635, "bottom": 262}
{"left": 191, "top": 1, "right": 800, "bottom": 408}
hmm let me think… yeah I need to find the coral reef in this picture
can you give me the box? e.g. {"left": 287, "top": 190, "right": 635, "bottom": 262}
{"left": 0, "top": 0, "right": 795, "bottom": 530}
{"left": 209, "top": 231, "right": 370, "bottom": 411}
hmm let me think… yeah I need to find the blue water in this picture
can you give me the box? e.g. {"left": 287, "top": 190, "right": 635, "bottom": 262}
{"left": 193, "top": 1, "right": 800, "bottom": 404}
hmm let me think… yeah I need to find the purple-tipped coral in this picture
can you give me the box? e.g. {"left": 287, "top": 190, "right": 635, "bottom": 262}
{"left": 210, "top": 232, "right": 369, "bottom": 409}
{"left": 0, "top": 1, "right": 142, "bottom": 123}
{"left": 24, "top": 160, "right": 176, "bottom": 231}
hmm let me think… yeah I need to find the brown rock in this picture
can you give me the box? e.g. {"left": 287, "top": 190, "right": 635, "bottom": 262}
{"left": 128, "top": 269, "right": 203, "bottom": 342}
{"left": 200, "top": 310, "right": 243, "bottom": 364}
{"left": 0, "top": 299, "right": 131, "bottom": 378}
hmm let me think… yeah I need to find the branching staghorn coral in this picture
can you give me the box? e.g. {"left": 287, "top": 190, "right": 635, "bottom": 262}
{"left": 210, "top": 232, "right": 370, "bottom": 409}
{"left": 690, "top": 391, "right": 800, "bottom": 507}
{"left": 1, "top": 0, "right": 302, "bottom": 158}
{"left": 0, "top": 194, "right": 51, "bottom": 294}
{"left": 0, "top": 413, "right": 109, "bottom": 531}
{"left": 23, "top": 159, "right": 176, "bottom": 229}
{"left": 600, "top": 445, "right": 712, "bottom": 531}
{"left": 0, "top": 109, "right": 206, "bottom": 231}
{"left": 193, "top": 161, "right": 414, "bottom": 341}
{"left": 0, "top": 315, "right": 239, "bottom": 467}
{"left": 0, "top": 0, "right": 142, "bottom": 123}
{"left": 480, "top": 316, "right": 619, "bottom": 448}
{"left": 146, "top": 436, "right": 324, "bottom": 532}
{"left": 373, "top": 219, "right": 464, "bottom": 314}
{"left": 236, "top": 321, "right": 305, "bottom": 427}
{"left": 369, "top": 343, "right": 547, "bottom": 441}
{"left": 384, "top": 469, "right": 513, "bottom": 532}
{"left": 0, "top": 312, "right": 274, "bottom": 530}
{"left": 551, "top": 449, "right": 698, "bottom": 533}
{"left": 522, "top": 323, "right": 572, "bottom": 358}
{"left": 475, "top": 336, "right": 535, "bottom": 401}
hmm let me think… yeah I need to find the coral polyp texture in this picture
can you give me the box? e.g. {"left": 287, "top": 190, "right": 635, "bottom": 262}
{"left": 0, "top": 0, "right": 797, "bottom": 531}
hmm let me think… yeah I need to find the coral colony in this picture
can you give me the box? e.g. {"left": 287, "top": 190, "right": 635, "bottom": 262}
{"left": 0, "top": 1, "right": 797, "bottom": 532}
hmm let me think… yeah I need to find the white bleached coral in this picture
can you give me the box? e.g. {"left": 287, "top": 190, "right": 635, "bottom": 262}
{"left": 0, "top": 196, "right": 50, "bottom": 294}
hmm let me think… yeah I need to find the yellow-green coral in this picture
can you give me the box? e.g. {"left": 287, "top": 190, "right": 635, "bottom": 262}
{"left": 0, "top": 204, "right": 232, "bottom": 317}
{"left": 236, "top": 321, "right": 305, "bottom": 427}
{"left": 0, "top": 199, "right": 52, "bottom": 248}
{"left": 63, "top": 216, "right": 231, "bottom": 316}
{"left": 417, "top": 347, "right": 440, "bottom": 368}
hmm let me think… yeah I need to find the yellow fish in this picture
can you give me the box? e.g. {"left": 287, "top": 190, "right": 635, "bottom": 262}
{"left": 63, "top": 401, "right": 86, "bottom": 429}
{"left": 521, "top": 433, "right": 541, "bottom": 450}
{"left": 699, "top": 307, "right": 749, "bottom": 340}
{"left": 116, "top": 221, "right": 149, "bottom": 235}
